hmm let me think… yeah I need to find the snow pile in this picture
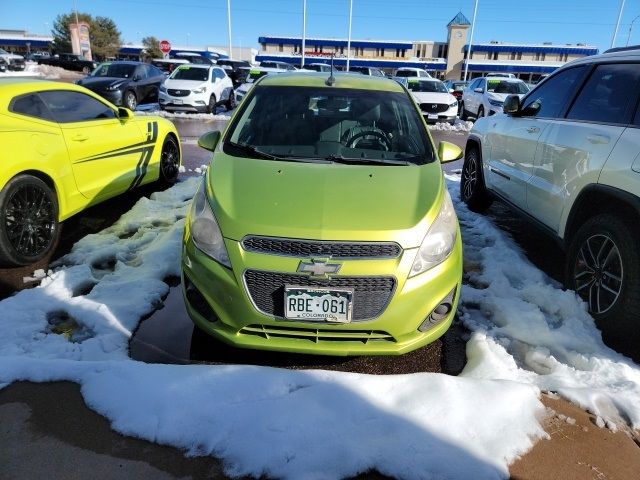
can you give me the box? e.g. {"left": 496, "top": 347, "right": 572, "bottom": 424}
{"left": 134, "top": 106, "right": 231, "bottom": 120}
{"left": 429, "top": 119, "right": 474, "bottom": 132}
{"left": 448, "top": 174, "right": 640, "bottom": 430}
{"left": 0, "top": 62, "right": 71, "bottom": 79}
{"left": 0, "top": 172, "right": 639, "bottom": 478}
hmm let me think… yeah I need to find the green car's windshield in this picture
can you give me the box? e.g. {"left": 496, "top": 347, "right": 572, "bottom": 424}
{"left": 407, "top": 79, "right": 448, "bottom": 93}
{"left": 170, "top": 66, "right": 209, "bottom": 81}
{"left": 91, "top": 63, "right": 136, "bottom": 78}
{"left": 486, "top": 80, "right": 529, "bottom": 94}
{"left": 224, "top": 86, "right": 435, "bottom": 165}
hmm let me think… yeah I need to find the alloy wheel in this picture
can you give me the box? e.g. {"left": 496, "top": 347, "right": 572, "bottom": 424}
{"left": 462, "top": 151, "right": 478, "bottom": 201}
{"left": 161, "top": 139, "right": 180, "bottom": 182}
{"left": 573, "top": 234, "right": 623, "bottom": 314}
{"left": 4, "top": 183, "right": 56, "bottom": 258}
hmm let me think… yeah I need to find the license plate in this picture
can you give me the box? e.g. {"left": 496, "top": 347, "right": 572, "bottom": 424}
{"left": 173, "top": 99, "right": 183, "bottom": 104}
{"left": 284, "top": 286, "right": 353, "bottom": 323}
{"left": 428, "top": 114, "right": 438, "bottom": 120}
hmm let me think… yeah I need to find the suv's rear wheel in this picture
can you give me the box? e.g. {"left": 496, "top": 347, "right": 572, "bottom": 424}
{"left": 566, "top": 214, "right": 640, "bottom": 345}
{"left": 206, "top": 94, "right": 217, "bottom": 114}
{"left": 460, "top": 146, "right": 492, "bottom": 212}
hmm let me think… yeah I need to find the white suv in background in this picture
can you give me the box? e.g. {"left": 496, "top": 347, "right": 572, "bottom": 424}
{"left": 394, "top": 67, "right": 432, "bottom": 79}
{"left": 159, "top": 64, "right": 235, "bottom": 113}
{"left": 462, "top": 48, "right": 640, "bottom": 356}
{"left": 405, "top": 78, "right": 458, "bottom": 124}
{"left": 460, "top": 77, "right": 529, "bottom": 119}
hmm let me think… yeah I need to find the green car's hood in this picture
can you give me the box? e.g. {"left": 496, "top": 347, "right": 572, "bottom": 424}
{"left": 207, "top": 154, "right": 444, "bottom": 248}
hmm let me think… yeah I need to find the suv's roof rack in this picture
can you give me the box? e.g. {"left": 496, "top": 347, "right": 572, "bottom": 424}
{"left": 603, "top": 45, "right": 640, "bottom": 54}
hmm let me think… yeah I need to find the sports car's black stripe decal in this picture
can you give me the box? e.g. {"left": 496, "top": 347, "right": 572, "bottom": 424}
{"left": 127, "top": 121, "right": 159, "bottom": 191}
{"left": 76, "top": 121, "right": 159, "bottom": 163}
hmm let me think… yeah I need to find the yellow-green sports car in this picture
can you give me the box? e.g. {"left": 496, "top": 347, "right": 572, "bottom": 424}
{"left": 0, "top": 78, "right": 181, "bottom": 266}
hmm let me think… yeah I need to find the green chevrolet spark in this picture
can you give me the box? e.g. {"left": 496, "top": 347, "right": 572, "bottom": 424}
{"left": 181, "top": 72, "right": 463, "bottom": 355}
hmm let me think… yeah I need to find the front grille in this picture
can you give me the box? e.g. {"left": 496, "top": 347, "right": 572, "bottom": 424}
{"left": 420, "top": 103, "right": 449, "bottom": 113}
{"left": 242, "top": 236, "right": 401, "bottom": 259}
{"left": 244, "top": 270, "right": 396, "bottom": 321}
{"left": 240, "top": 324, "right": 396, "bottom": 344}
{"left": 167, "top": 89, "right": 190, "bottom": 97}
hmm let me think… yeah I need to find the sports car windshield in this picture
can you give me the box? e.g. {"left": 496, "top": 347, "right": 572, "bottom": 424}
{"left": 91, "top": 63, "right": 136, "bottom": 78}
{"left": 224, "top": 86, "right": 435, "bottom": 165}
{"left": 407, "top": 80, "right": 448, "bottom": 93}
{"left": 170, "top": 66, "right": 209, "bottom": 81}
{"left": 486, "top": 80, "right": 529, "bottom": 94}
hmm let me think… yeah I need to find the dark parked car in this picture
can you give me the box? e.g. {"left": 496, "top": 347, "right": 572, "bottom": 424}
{"left": 38, "top": 53, "right": 97, "bottom": 74}
{"left": 259, "top": 60, "right": 296, "bottom": 70}
{"left": 215, "top": 59, "right": 252, "bottom": 86}
{"left": 0, "top": 58, "right": 6, "bottom": 73}
{"left": 76, "top": 61, "right": 165, "bottom": 110}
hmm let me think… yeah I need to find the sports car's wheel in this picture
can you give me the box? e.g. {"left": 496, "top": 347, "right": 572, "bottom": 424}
{"left": 460, "top": 146, "right": 492, "bottom": 212}
{"left": 206, "top": 94, "right": 217, "bottom": 114}
{"left": 124, "top": 91, "right": 137, "bottom": 111}
{"left": 0, "top": 175, "right": 59, "bottom": 266}
{"left": 226, "top": 90, "right": 236, "bottom": 111}
{"left": 565, "top": 214, "right": 640, "bottom": 347}
{"left": 157, "top": 136, "right": 181, "bottom": 187}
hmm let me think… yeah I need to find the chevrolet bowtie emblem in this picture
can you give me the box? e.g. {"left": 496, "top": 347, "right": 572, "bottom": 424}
{"left": 297, "top": 259, "right": 341, "bottom": 277}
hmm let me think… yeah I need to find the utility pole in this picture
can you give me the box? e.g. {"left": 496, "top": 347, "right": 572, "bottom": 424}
{"left": 301, "top": 0, "right": 307, "bottom": 68}
{"left": 346, "top": 0, "right": 353, "bottom": 71}
{"left": 464, "top": 0, "right": 479, "bottom": 82}
{"left": 227, "top": 0, "right": 233, "bottom": 60}
{"left": 611, "top": 0, "right": 626, "bottom": 49}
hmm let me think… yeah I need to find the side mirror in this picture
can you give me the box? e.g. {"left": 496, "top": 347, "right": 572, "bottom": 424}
{"left": 449, "top": 88, "right": 454, "bottom": 93}
{"left": 198, "top": 131, "right": 222, "bottom": 152}
{"left": 503, "top": 95, "right": 521, "bottom": 115}
{"left": 438, "top": 141, "right": 463, "bottom": 164}
{"left": 474, "top": 87, "right": 483, "bottom": 93}
{"left": 117, "top": 107, "right": 133, "bottom": 121}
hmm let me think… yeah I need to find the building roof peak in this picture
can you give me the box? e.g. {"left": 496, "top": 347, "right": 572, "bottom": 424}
{"left": 448, "top": 11, "right": 471, "bottom": 27}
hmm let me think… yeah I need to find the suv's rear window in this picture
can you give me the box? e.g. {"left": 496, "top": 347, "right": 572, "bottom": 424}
{"left": 224, "top": 86, "right": 435, "bottom": 165}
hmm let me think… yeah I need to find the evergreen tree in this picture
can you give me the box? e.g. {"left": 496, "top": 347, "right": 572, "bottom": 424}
{"left": 142, "top": 36, "right": 163, "bottom": 60}
{"left": 50, "top": 12, "right": 122, "bottom": 60}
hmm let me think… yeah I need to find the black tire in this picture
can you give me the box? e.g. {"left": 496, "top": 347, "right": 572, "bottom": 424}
{"left": 157, "top": 136, "right": 181, "bottom": 187}
{"left": 206, "top": 94, "right": 217, "bottom": 114}
{"left": 477, "top": 106, "right": 484, "bottom": 119}
{"left": 225, "top": 90, "right": 236, "bottom": 111}
{"left": 460, "top": 146, "right": 493, "bottom": 212}
{"left": 124, "top": 90, "right": 137, "bottom": 110}
{"left": 565, "top": 214, "right": 640, "bottom": 347}
{"left": 0, "top": 175, "right": 60, "bottom": 267}
{"left": 460, "top": 102, "right": 468, "bottom": 121}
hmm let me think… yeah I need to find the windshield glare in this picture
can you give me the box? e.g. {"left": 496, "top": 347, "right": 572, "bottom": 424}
{"left": 224, "top": 86, "right": 435, "bottom": 165}
{"left": 91, "top": 63, "right": 136, "bottom": 78}
{"left": 170, "top": 66, "right": 209, "bottom": 81}
{"left": 487, "top": 80, "right": 529, "bottom": 94}
{"left": 407, "top": 80, "right": 447, "bottom": 93}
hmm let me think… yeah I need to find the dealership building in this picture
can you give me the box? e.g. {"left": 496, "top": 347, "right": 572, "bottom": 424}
{"left": 256, "top": 12, "right": 598, "bottom": 81}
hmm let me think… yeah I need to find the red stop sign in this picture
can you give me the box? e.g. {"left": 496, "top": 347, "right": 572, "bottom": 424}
{"left": 159, "top": 40, "right": 171, "bottom": 54}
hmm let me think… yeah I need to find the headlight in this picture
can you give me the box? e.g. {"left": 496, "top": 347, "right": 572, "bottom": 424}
{"left": 189, "top": 180, "right": 231, "bottom": 268}
{"left": 449, "top": 101, "right": 458, "bottom": 108}
{"left": 409, "top": 189, "right": 457, "bottom": 277}
{"left": 106, "top": 83, "right": 123, "bottom": 91}
{"left": 488, "top": 99, "right": 504, "bottom": 107}
{"left": 160, "top": 85, "right": 167, "bottom": 93}
{"left": 192, "top": 86, "right": 207, "bottom": 94}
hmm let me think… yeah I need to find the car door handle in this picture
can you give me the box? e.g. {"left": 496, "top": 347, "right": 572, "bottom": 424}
{"left": 587, "top": 134, "right": 610, "bottom": 145}
{"left": 526, "top": 126, "right": 540, "bottom": 133}
{"left": 72, "top": 134, "right": 89, "bottom": 142}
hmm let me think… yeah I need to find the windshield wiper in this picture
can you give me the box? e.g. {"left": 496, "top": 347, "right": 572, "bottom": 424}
{"left": 226, "top": 143, "right": 330, "bottom": 163}
{"left": 325, "top": 154, "right": 411, "bottom": 166}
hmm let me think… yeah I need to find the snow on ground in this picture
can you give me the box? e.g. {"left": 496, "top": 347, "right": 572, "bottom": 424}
{"left": 428, "top": 119, "right": 474, "bottom": 132}
{"left": 134, "top": 103, "right": 231, "bottom": 121}
{"left": 0, "top": 173, "right": 639, "bottom": 479}
{"left": 0, "top": 62, "right": 69, "bottom": 80}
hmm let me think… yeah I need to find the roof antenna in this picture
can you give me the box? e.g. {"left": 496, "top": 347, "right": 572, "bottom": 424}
{"left": 326, "top": 53, "right": 335, "bottom": 86}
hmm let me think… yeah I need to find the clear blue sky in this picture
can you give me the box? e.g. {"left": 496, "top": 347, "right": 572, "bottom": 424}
{"left": 3, "top": 0, "right": 640, "bottom": 53}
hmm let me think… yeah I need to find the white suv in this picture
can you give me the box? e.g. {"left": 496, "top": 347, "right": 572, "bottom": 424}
{"left": 460, "top": 77, "right": 529, "bottom": 119}
{"left": 462, "top": 49, "right": 640, "bottom": 354}
{"left": 159, "top": 64, "right": 234, "bottom": 113}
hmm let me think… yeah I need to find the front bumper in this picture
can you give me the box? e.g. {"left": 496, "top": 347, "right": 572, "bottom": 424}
{"left": 92, "top": 89, "right": 123, "bottom": 106}
{"left": 159, "top": 91, "right": 209, "bottom": 112}
{"left": 181, "top": 233, "right": 462, "bottom": 356}
{"left": 420, "top": 105, "right": 458, "bottom": 124}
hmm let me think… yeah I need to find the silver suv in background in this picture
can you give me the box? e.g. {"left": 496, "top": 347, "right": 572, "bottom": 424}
{"left": 462, "top": 48, "right": 640, "bottom": 356}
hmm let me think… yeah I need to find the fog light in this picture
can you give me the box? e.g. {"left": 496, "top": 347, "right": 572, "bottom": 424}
{"left": 418, "top": 287, "right": 456, "bottom": 332}
{"left": 183, "top": 273, "right": 218, "bottom": 323}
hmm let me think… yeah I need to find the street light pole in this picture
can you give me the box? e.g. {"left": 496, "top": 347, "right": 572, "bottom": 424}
{"left": 627, "top": 13, "right": 640, "bottom": 46}
{"left": 464, "top": 0, "right": 479, "bottom": 82}
{"left": 301, "top": 0, "right": 307, "bottom": 68}
{"left": 611, "top": 0, "right": 626, "bottom": 49}
{"left": 346, "top": 0, "right": 353, "bottom": 71}
{"left": 227, "top": 0, "right": 233, "bottom": 60}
